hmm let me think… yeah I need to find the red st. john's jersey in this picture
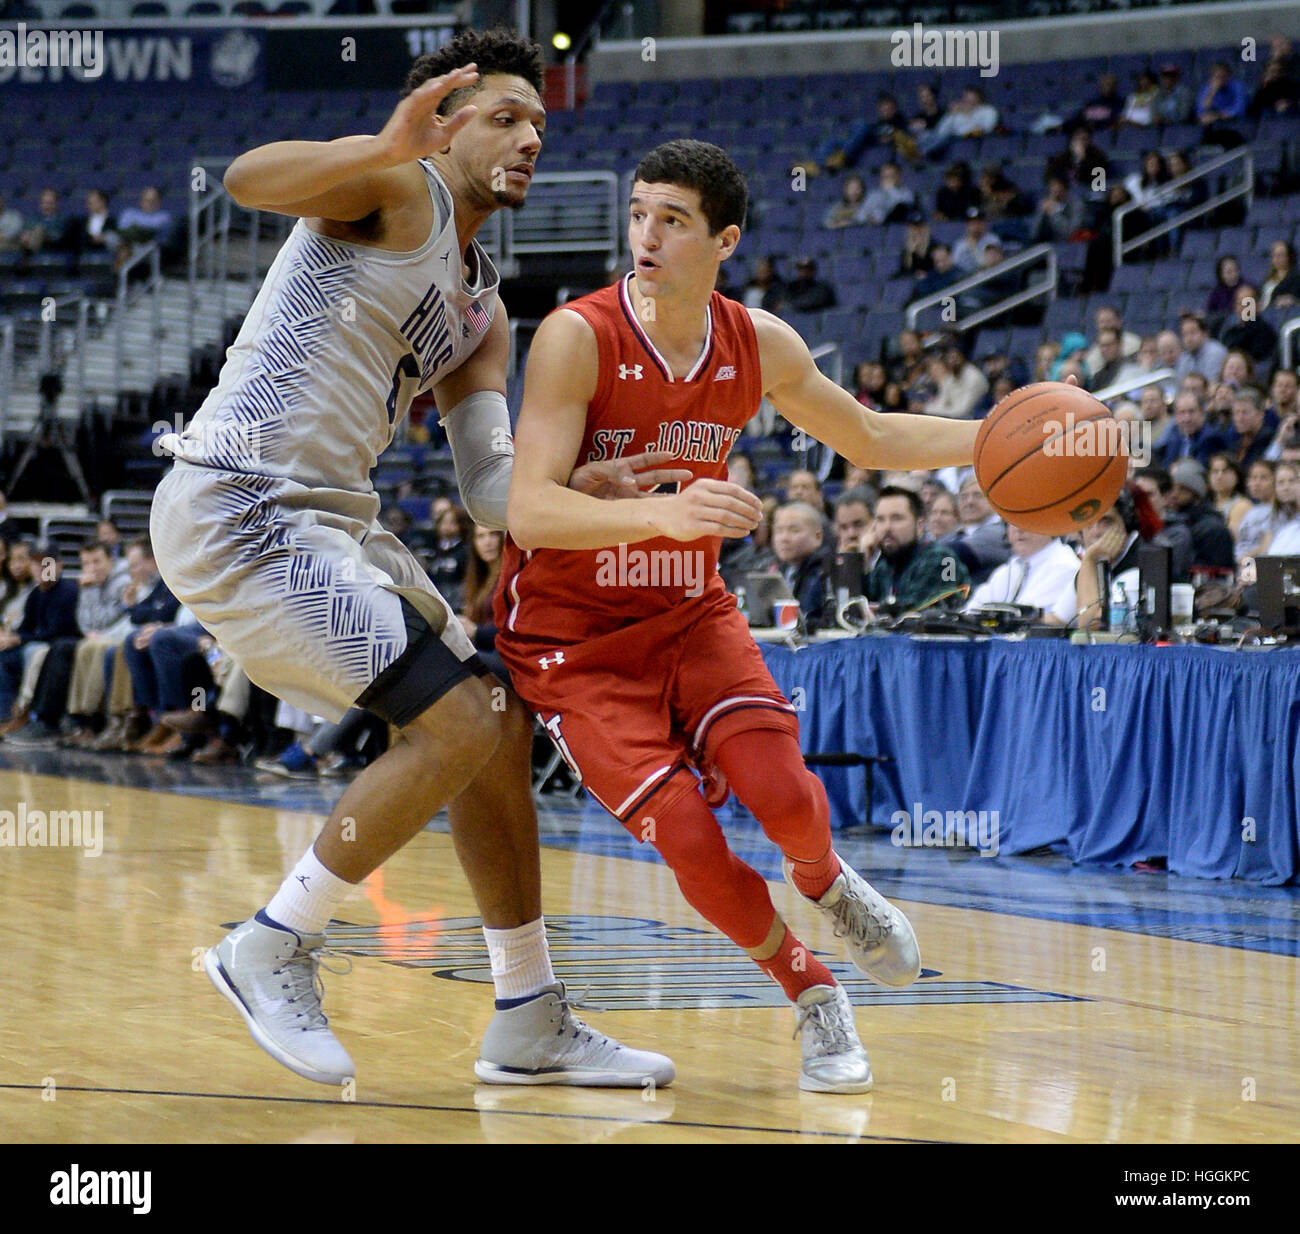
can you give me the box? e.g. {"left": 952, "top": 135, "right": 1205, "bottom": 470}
{"left": 496, "top": 273, "right": 764, "bottom": 645}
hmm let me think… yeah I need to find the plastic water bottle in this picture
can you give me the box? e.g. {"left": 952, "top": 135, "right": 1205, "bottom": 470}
{"left": 1108, "top": 582, "right": 1129, "bottom": 632}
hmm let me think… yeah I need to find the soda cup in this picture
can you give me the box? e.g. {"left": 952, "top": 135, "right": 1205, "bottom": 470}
{"left": 772, "top": 600, "right": 800, "bottom": 630}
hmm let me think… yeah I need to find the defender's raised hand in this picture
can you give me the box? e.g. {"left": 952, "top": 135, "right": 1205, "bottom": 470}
{"left": 375, "top": 65, "right": 482, "bottom": 165}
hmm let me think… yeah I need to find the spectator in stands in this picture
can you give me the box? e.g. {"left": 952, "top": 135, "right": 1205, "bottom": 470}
{"left": 896, "top": 211, "right": 936, "bottom": 279}
{"left": 95, "top": 518, "right": 130, "bottom": 580}
{"left": 1236, "top": 460, "right": 1288, "bottom": 558}
{"left": 1260, "top": 240, "right": 1300, "bottom": 311}
{"left": 952, "top": 208, "right": 1000, "bottom": 274}
{"left": 1155, "top": 389, "right": 1228, "bottom": 467}
{"left": 1055, "top": 485, "right": 1166, "bottom": 627}
{"left": 1224, "top": 386, "right": 1276, "bottom": 470}
{"left": 879, "top": 380, "right": 908, "bottom": 413}
{"left": 1220, "top": 348, "right": 1256, "bottom": 389}
{"left": 1074, "top": 72, "right": 1125, "bottom": 130}
{"left": 1082, "top": 182, "right": 1150, "bottom": 293}
{"left": 1123, "top": 150, "right": 1173, "bottom": 227}
{"left": 1206, "top": 453, "right": 1254, "bottom": 537}
{"left": 861, "top": 162, "right": 916, "bottom": 225}
{"left": 925, "top": 343, "right": 989, "bottom": 420}
{"left": 118, "top": 186, "right": 174, "bottom": 248}
{"left": 1264, "top": 368, "right": 1299, "bottom": 458}
{"left": 1120, "top": 69, "right": 1162, "bottom": 127}
{"left": 1205, "top": 255, "right": 1243, "bottom": 321}
{"left": 1032, "top": 174, "right": 1085, "bottom": 243}
{"left": 861, "top": 486, "right": 969, "bottom": 610}
{"left": 1049, "top": 124, "right": 1109, "bottom": 190}
{"left": 0, "top": 546, "right": 79, "bottom": 731}
{"left": 1033, "top": 341, "right": 1062, "bottom": 384}
{"left": 924, "top": 490, "right": 960, "bottom": 542}
{"left": 19, "top": 187, "right": 75, "bottom": 255}
{"left": 1154, "top": 63, "right": 1194, "bottom": 124}
{"left": 909, "top": 82, "right": 943, "bottom": 136}
{"left": 833, "top": 489, "right": 876, "bottom": 554}
{"left": 0, "top": 193, "right": 23, "bottom": 251}
{"left": 921, "top": 87, "right": 999, "bottom": 159}
{"left": 805, "top": 91, "right": 915, "bottom": 177}
{"left": 1220, "top": 284, "right": 1279, "bottom": 368}
{"left": 784, "top": 468, "right": 829, "bottom": 518}
{"left": 1161, "top": 150, "right": 1205, "bottom": 221}
{"left": 947, "top": 472, "right": 1011, "bottom": 584}
{"left": 6, "top": 540, "right": 127, "bottom": 746}
{"left": 1248, "top": 51, "right": 1299, "bottom": 117}
{"left": 934, "top": 162, "right": 981, "bottom": 221}
{"left": 908, "top": 243, "right": 959, "bottom": 305}
{"left": 1091, "top": 327, "right": 1147, "bottom": 392}
{"left": 1083, "top": 306, "right": 1142, "bottom": 374}
{"left": 1165, "top": 459, "right": 1236, "bottom": 570}
{"left": 978, "top": 164, "right": 1031, "bottom": 223}
{"left": 1196, "top": 62, "right": 1248, "bottom": 145}
{"left": 783, "top": 257, "right": 836, "bottom": 312}
{"left": 420, "top": 503, "right": 471, "bottom": 609}
{"left": 727, "top": 452, "right": 756, "bottom": 492}
{"left": 889, "top": 328, "right": 930, "bottom": 390}
{"left": 822, "top": 174, "right": 870, "bottom": 230}
{"left": 718, "top": 484, "right": 776, "bottom": 594}
{"left": 742, "top": 255, "right": 785, "bottom": 312}
{"left": 966, "top": 526, "right": 1081, "bottom": 614}
{"left": 378, "top": 504, "right": 414, "bottom": 543}
{"left": 76, "top": 189, "right": 119, "bottom": 258}
{"left": 852, "top": 361, "right": 887, "bottom": 407}
{"left": 1174, "top": 312, "right": 1229, "bottom": 383}
{"left": 2, "top": 541, "right": 35, "bottom": 632}
{"left": 959, "top": 242, "right": 1020, "bottom": 315}
{"left": 1138, "top": 385, "right": 1171, "bottom": 440}
{"left": 1132, "top": 467, "right": 1195, "bottom": 579}
{"left": 1258, "top": 462, "right": 1300, "bottom": 556}
{"left": 458, "top": 525, "right": 506, "bottom": 680}
{"left": 772, "top": 502, "right": 833, "bottom": 627}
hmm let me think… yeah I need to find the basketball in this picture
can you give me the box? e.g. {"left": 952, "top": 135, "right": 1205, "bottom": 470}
{"left": 973, "top": 381, "right": 1129, "bottom": 536}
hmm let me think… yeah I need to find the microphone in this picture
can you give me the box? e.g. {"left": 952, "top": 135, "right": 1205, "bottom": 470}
{"left": 1095, "top": 559, "right": 1111, "bottom": 629}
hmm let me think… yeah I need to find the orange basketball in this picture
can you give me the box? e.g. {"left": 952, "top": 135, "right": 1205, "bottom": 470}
{"left": 973, "top": 381, "right": 1128, "bottom": 536}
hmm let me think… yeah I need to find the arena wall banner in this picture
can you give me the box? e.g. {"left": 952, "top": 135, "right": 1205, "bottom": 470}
{"left": 0, "top": 18, "right": 458, "bottom": 91}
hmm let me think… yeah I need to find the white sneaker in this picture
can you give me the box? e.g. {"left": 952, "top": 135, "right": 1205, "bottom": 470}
{"left": 794, "top": 984, "right": 874, "bottom": 1094}
{"left": 784, "top": 854, "right": 921, "bottom": 987}
{"left": 204, "top": 912, "right": 355, "bottom": 1085}
{"left": 474, "top": 983, "right": 675, "bottom": 1088}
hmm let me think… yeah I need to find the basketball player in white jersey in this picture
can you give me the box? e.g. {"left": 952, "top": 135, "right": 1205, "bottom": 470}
{"left": 150, "top": 30, "right": 677, "bottom": 1088}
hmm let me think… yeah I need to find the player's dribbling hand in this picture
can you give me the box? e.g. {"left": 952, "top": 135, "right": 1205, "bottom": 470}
{"left": 567, "top": 449, "right": 693, "bottom": 501}
{"left": 650, "top": 478, "right": 763, "bottom": 542}
{"left": 375, "top": 65, "right": 482, "bottom": 165}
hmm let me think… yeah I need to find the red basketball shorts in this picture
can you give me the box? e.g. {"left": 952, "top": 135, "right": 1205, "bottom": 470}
{"left": 499, "top": 589, "right": 799, "bottom": 830}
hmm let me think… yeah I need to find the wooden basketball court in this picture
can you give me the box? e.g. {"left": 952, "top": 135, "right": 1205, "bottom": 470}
{"left": 1, "top": 762, "right": 1296, "bottom": 1144}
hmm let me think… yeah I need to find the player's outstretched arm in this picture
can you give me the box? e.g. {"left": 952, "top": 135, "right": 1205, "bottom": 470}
{"left": 223, "top": 66, "right": 481, "bottom": 220}
{"left": 508, "top": 311, "right": 762, "bottom": 551}
{"left": 751, "top": 308, "right": 980, "bottom": 470}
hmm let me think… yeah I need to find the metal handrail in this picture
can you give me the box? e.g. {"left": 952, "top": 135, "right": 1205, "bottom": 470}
{"left": 1090, "top": 366, "right": 1176, "bottom": 404}
{"left": 1113, "top": 147, "right": 1253, "bottom": 269}
{"left": 115, "top": 240, "right": 162, "bottom": 393}
{"left": 905, "top": 243, "right": 1057, "bottom": 332}
{"left": 1281, "top": 316, "right": 1300, "bottom": 371}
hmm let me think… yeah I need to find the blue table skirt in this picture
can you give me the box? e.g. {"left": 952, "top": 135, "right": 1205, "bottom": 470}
{"left": 759, "top": 637, "right": 1300, "bottom": 884}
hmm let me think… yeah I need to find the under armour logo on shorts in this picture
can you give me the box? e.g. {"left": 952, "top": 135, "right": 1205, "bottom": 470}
{"left": 539, "top": 652, "right": 566, "bottom": 669}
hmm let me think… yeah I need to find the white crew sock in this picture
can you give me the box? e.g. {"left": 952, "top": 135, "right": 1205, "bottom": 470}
{"left": 264, "top": 847, "right": 356, "bottom": 937}
{"left": 483, "top": 918, "right": 556, "bottom": 1002}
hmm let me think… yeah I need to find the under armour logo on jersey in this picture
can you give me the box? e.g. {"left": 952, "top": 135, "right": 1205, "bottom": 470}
{"left": 714, "top": 365, "right": 737, "bottom": 381}
{"left": 618, "top": 364, "right": 644, "bottom": 381}
{"left": 539, "top": 652, "right": 566, "bottom": 669}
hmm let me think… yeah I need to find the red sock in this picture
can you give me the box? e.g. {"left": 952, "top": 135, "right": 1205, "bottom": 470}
{"left": 755, "top": 927, "right": 836, "bottom": 1000}
{"left": 786, "top": 844, "right": 842, "bottom": 900}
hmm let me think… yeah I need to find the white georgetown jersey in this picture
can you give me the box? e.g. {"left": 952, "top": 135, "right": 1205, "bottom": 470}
{"left": 160, "top": 159, "right": 498, "bottom": 492}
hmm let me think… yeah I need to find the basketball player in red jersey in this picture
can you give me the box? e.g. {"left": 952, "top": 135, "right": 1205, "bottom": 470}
{"left": 500, "top": 140, "right": 982, "bottom": 1093}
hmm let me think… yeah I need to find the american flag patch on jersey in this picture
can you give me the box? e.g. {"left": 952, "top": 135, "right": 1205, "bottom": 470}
{"left": 465, "top": 301, "right": 491, "bottom": 333}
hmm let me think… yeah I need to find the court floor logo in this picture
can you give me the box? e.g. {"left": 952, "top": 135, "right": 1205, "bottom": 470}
{"left": 319, "top": 914, "right": 1084, "bottom": 1009}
